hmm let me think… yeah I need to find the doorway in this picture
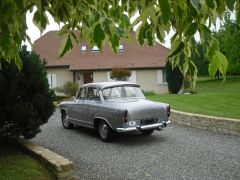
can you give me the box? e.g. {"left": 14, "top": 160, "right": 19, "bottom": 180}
{"left": 83, "top": 73, "right": 93, "bottom": 84}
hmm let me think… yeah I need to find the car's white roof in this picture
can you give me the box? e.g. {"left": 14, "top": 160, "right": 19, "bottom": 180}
{"left": 82, "top": 81, "right": 139, "bottom": 89}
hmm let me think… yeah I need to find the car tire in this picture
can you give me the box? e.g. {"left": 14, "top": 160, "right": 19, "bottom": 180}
{"left": 98, "top": 121, "right": 114, "bottom": 142}
{"left": 61, "top": 111, "right": 74, "bottom": 129}
{"left": 142, "top": 129, "right": 154, "bottom": 135}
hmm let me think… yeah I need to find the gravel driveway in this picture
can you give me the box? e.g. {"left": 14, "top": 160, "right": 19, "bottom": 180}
{"left": 32, "top": 111, "right": 240, "bottom": 180}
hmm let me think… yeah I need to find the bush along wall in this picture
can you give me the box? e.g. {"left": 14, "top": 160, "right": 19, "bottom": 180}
{"left": 0, "top": 46, "right": 55, "bottom": 140}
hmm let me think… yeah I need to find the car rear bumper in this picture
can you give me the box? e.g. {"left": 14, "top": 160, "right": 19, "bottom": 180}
{"left": 116, "top": 120, "right": 171, "bottom": 133}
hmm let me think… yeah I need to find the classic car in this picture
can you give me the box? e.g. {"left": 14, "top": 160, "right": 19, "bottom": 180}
{"left": 59, "top": 81, "right": 170, "bottom": 142}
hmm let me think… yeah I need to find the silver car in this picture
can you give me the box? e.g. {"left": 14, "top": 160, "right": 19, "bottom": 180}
{"left": 60, "top": 81, "right": 170, "bottom": 142}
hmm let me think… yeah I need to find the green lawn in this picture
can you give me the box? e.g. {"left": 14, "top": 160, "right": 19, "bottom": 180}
{"left": 0, "top": 144, "right": 55, "bottom": 180}
{"left": 146, "top": 76, "right": 240, "bottom": 119}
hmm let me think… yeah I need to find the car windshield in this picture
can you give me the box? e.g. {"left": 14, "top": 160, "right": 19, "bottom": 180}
{"left": 103, "top": 86, "right": 145, "bottom": 100}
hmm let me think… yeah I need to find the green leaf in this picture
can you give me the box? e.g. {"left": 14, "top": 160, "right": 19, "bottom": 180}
{"left": 185, "top": 22, "right": 198, "bottom": 37}
{"left": 226, "top": 0, "right": 235, "bottom": 11}
{"left": 138, "top": 25, "right": 146, "bottom": 46}
{"left": 236, "top": 1, "right": 240, "bottom": 24}
{"left": 58, "top": 34, "right": 73, "bottom": 58}
{"left": 33, "top": 10, "right": 49, "bottom": 33}
{"left": 146, "top": 29, "right": 153, "bottom": 46}
{"left": 93, "top": 23, "right": 105, "bottom": 50}
{"left": 208, "top": 51, "right": 228, "bottom": 80}
{"left": 205, "top": 0, "right": 215, "bottom": 9}
{"left": 109, "top": 34, "right": 120, "bottom": 53}
{"left": 168, "top": 39, "right": 185, "bottom": 58}
{"left": 190, "top": 0, "right": 201, "bottom": 11}
{"left": 119, "top": 14, "right": 130, "bottom": 28}
{"left": 158, "top": 0, "right": 170, "bottom": 25}
{"left": 15, "top": 54, "right": 22, "bottom": 70}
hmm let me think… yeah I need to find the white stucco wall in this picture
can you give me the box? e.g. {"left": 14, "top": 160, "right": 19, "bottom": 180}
{"left": 136, "top": 69, "right": 168, "bottom": 94}
{"left": 46, "top": 67, "right": 73, "bottom": 88}
{"left": 92, "top": 69, "right": 168, "bottom": 94}
{"left": 93, "top": 71, "right": 108, "bottom": 82}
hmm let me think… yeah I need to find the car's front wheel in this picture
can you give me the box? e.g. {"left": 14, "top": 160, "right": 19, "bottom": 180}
{"left": 61, "top": 111, "right": 74, "bottom": 129}
{"left": 98, "top": 121, "right": 114, "bottom": 142}
{"left": 142, "top": 129, "right": 154, "bottom": 135}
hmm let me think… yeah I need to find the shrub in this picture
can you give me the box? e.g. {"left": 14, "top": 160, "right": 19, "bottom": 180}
{"left": 55, "top": 82, "right": 79, "bottom": 97}
{"left": 142, "top": 90, "right": 157, "bottom": 96}
{"left": 53, "top": 95, "right": 70, "bottom": 102}
{"left": 228, "top": 63, "right": 240, "bottom": 75}
{"left": 0, "top": 46, "right": 55, "bottom": 140}
{"left": 111, "top": 67, "right": 131, "bottom": 81}
{"left": 166, "top": 61, "right": 184, "bottom": 94}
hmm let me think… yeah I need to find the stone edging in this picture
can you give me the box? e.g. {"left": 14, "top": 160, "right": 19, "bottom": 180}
{"left": 170, "top": 109, "right": 240, "bottom": 136}
{"left": 18, "top": 139, "right": 75, "bottom": 180}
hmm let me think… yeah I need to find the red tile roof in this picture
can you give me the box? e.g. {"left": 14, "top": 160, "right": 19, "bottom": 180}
{"left": 33, "top": 31, "right": 169, "bottom": 70}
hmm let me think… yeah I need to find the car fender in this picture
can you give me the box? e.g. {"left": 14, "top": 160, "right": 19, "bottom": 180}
{"left": 94, "top": 116, "right": 114, "bottom": 130}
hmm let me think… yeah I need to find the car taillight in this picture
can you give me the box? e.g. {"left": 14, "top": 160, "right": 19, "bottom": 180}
{"left": 123, "top": 110, "right": 128, "bottom": 123}
{"left": 167, "top": 106, "right": 171, "bottom": 117}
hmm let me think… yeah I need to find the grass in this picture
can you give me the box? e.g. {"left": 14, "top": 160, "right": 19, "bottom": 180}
{"left": 146, "top": 76, "right": 240, "bottom": 119}
{"left": 0, "top": 143, "right": 55, "bottom": 180}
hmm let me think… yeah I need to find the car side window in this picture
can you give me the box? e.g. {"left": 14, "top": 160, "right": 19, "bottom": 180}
{"left": 77, "top": 88, "right": 86, "bottom": 100}
{"left": 87, "top": 87, "right": 101, "bottom": 101}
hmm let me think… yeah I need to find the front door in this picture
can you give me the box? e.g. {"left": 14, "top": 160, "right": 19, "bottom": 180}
{"left": 84, "top": 73, "right": 93, "bottom": 84}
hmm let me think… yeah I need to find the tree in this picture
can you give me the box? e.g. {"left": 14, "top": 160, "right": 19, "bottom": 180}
{"left": 214, "top": 11, "right": 240, "bottom": 75}
{"left": 0, "top": 46, "right": 55, "bottom": 139}
{"left": 0, "top": 0, "right": 238, "bottom": 85}
{"left": 55, "top": 81, "right": 79, "bottom": 97}
{"left": 166, "top": 61, "right": 184, "bottom": 94}
{"left": 192, "top": 42, "right": 209, "bottom": 76}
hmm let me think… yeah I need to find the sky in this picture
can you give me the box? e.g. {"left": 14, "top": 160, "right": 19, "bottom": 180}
{"left": 25, "top": 10, "right": 224, "bottom": 51}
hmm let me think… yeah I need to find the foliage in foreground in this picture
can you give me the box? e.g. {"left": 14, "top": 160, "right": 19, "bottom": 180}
{"left": 55, "top": 81, "right": 79, "bottom": 97}
{"left": 214, "top": 11, "right": 240, "bottom": 75}
{"left": 0, "top": 0, "right": 237, "bottom": 85}
{"left": 0, "top": 46, "right": 55, "bottom": 139}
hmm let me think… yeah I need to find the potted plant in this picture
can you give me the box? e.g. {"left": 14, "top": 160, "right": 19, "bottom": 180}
{"left": 111, "top": 67, "right": 131, "bottom": 81}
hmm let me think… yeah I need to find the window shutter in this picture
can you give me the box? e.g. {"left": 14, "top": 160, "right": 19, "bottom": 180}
{"left": 129, "top": 71, "right": 136, "bottom": 83}
{"left": 157, "top": 70, "right": 163, "bottom": 84}
{"left": 52, "top": 74, "right": 57, "bottom": 88}
{"left": 47, "top": 74, "right": 52, "bottom": 88}
{"left": 107, "top": 71, "right": 114, "bottom": 81}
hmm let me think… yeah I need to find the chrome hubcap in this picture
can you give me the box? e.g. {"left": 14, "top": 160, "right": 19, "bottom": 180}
{"left": 63, "top": 115, "right": 69, "bottom": 127}
{"left": 99, "top": 123, "right": 108, "bottom": 139}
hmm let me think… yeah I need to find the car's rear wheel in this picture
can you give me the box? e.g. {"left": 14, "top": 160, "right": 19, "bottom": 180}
{"left": 142, "top": 129, "right": 154, "bottom": 135}
{"left": 62, "top": 111, "right": 74, "bottom": 129}
{"left": 98, "top": 121, "right": 113, "bottom": 142}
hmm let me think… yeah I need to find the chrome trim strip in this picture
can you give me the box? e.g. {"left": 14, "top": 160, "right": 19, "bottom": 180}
{"left": 116, "top": 120, "right": 170, "bottom": 133}
{"left": 69, "top": 117, "right": 93, "bottom": 124}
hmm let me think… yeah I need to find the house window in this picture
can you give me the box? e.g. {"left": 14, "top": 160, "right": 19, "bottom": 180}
{"left": 76, "top": 72, "right": 81, "bottom": 82}
{"left": 119, "top": 44, "right": 124, "bottom": 51}
{"left": 91, "top": 45, "right": 99, "bottom": 51}
{"left": 107, "top": 70, "right": 136, "bottom": 83}
{"left": 47, "top": 74, "right": 57, "bottom": 88}
{"left": 162, "top": 69, "right": 167, "bottom": 83}
{"left": 157, "top": 69, "right": 167, "bottom": 85}
{"left": 81, "top": 45, "right": 87, "bottom": 52}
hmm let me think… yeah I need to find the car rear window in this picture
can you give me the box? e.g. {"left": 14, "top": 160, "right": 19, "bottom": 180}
{"left": 103, "top": 86, "right": 144, "bottom": 100}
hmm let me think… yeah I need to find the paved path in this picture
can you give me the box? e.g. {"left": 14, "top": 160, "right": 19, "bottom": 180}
{"left": 32, "top": 111, "right": 240, "bottom": 180}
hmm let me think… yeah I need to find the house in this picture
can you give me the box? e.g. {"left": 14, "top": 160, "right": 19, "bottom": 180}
{"left": 33, "top": 31, "right": 169, "bottom": 94}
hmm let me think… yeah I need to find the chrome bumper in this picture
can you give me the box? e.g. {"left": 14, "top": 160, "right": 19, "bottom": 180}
{"left": 116, "top": 120, "right": 171, "bottom": 133}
